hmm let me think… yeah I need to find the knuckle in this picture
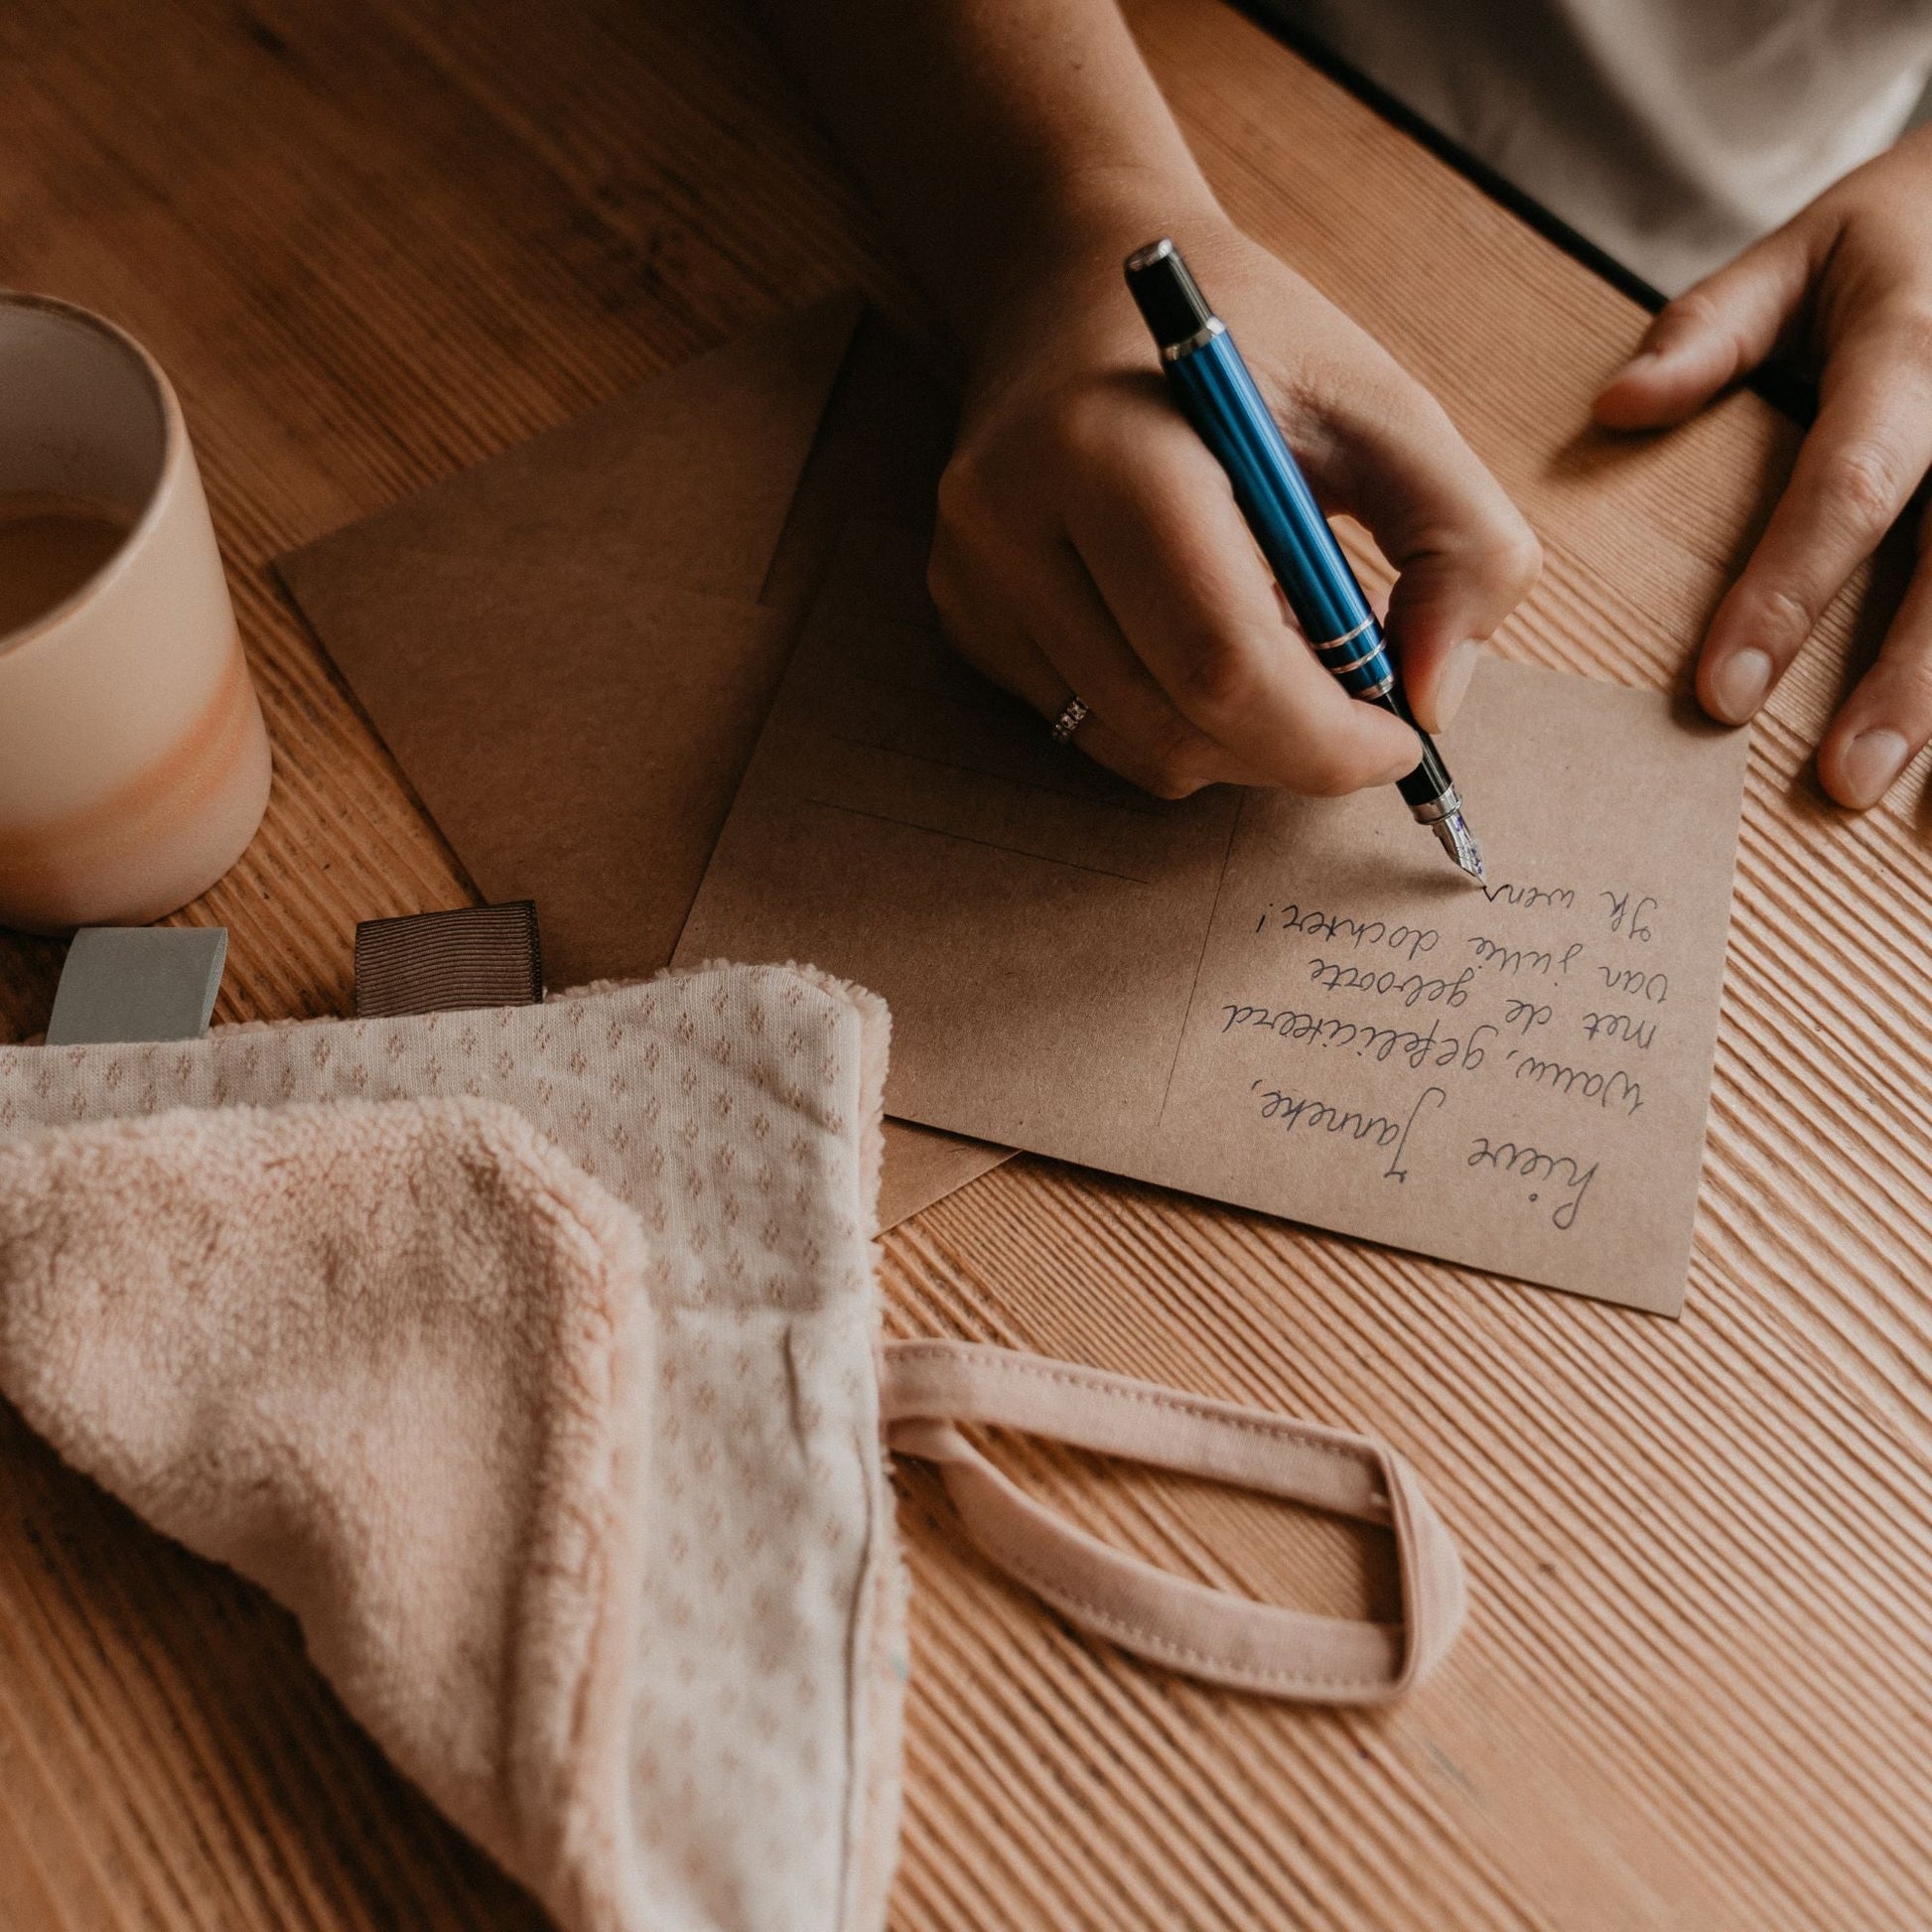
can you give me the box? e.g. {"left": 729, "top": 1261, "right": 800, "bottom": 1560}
{"left": 1170, "top": 637, "right": 1255, "bottom": 721}
{"left": 923, "top": 549, "right": 960, "bottom": 623}
{"left": 1750, "top": 581, "right": 1819, "bottom": 645}
{"left": 935, "top": 445, "right": 1000, "bottom": 539}
{"left": 1656, "top": 286, "right": 1753, "bottom": 377}
{"left": 1662, "top": 289, "right": 1722, "bottom": 338}
{"left": 1122, "top": 716, "right": 1215, "bottom": 800}
{"left": 1823, "top": 441, "right": 1906, "bottom": 536}
{"left": 1485, "top": 517, "right": 1545, "bottom": 601}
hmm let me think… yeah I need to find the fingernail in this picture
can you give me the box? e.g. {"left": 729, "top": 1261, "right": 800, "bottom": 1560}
{"left": 1708, "top": 647, "right": 1772, "bottom": 724}
{"left": 1839, "top": 727, "right": 1910, "bottom": 808}
{"left": 1432, "top": 641, "right": 1481, "bottom": 730}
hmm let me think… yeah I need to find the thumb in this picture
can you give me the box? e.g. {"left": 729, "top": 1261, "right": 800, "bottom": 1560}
{"left": 1592, "top": 226, "right": 1814, "bottom": 430}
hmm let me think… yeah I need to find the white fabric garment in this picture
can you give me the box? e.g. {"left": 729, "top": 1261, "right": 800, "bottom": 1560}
{"left": 1265, "top": 0, "right": 1932, "bottom": 292}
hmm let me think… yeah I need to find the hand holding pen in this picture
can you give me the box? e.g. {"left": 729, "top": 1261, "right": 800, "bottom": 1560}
{"left": 1125, "top": 238, "right": 1492, "bottom": 879}
{"left": 925, "top": 224, "right": 1541, "bottom": 809}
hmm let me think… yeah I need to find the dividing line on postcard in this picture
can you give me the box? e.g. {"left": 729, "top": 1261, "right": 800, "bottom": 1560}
{"left": 797, "top": 795, "right": 1156, "bottom": 886}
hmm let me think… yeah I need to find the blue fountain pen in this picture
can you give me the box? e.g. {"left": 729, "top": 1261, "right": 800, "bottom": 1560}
{"left": 1124, "top": 237, "right": 1485, "bottom": 883}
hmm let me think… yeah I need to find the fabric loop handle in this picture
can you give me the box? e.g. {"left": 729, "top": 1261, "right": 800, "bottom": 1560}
{"left": 880, "top": 1340, "right": 1465, "bottom": 1704}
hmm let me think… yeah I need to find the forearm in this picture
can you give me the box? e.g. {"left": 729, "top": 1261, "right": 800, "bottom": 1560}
{"left": 752, "top": 0, "right": 1224, "bottom": 353}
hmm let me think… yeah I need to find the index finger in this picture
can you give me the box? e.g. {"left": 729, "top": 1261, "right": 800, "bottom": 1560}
{"left": 1698, "top": 324, "right": 1932, "bottom": 724}
{"left": 1062, "top": 397, "right": 1421, "bottom": 795}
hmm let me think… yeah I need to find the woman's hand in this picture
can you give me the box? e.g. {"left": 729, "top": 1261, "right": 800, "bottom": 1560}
{"left": 751, "top": 0, "right": 1536, "bottom": 802}
{"left": 930, "top": 216, "right": 1542, "bottom": 798}
{"left": 1595, "top": 125, "right": 1932, "bottom": 808}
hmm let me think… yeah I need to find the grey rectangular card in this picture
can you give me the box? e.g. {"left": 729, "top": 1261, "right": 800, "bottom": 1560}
{"left": 45, "top": 927, "right": 229, "bottom": 1046}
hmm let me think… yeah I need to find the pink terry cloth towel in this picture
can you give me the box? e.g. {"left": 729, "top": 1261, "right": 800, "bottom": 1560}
{"left": 0, "top": 1097, "right": 657, "bottom": 1923}
{"left": 0, "top": 965, "right": 1464, "bottom": 1932}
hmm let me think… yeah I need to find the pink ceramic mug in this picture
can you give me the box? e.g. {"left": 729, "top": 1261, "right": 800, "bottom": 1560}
{"left": 0, "top": 293, "right": 271, "bottom": 933}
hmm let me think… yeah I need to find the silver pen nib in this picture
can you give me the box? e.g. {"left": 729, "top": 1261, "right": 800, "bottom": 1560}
{"left": 1432, "top": 810, "right": 1487, "bottom": 884}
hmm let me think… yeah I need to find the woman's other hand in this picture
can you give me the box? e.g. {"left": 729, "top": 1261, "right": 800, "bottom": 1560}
{"left": 1595, "top": 125, "right": 1932, "bottom": 809}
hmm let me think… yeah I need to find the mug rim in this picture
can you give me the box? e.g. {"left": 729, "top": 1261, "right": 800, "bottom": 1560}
{"left": 0, "top": 290, "right": 186, "bottom": 662}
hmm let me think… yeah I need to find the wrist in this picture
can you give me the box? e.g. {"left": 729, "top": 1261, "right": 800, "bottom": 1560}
{"left": 938, "top": 164, "right": 1230, "bottom": 368}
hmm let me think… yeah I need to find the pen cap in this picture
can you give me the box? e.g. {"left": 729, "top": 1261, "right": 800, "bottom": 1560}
{"left": 1125, "top": 240, "right": 1215, "bottom": 354}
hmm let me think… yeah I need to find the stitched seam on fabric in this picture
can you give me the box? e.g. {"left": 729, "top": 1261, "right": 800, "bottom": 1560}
{"left": 977, "top": 1530, "right": 1392, "bottom": 1692}
{"left": 889, "top": 1346, "right": 1383, "bottom": 1488}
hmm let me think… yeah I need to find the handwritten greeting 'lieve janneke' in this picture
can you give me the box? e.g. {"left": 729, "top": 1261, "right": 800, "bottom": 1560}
{"left": 678, "top": 528, "right": 1749, "bottom": 1314}
{"left": 1241, "top": 885, "right": 1666, "bottom": 1202}
{"left": 1165, "top": 868, "right": 1698, "bottom": 1301}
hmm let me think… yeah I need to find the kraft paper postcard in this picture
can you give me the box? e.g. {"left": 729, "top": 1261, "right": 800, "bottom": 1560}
{"left": 675, "top": 521, "right": 1750, "bottom": 1313}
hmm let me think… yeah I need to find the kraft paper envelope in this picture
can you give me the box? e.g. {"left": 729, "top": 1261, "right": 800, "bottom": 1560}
{"left": 675, "top": 521, "right": 1751, "bottom": 1314}
{"left": 276, "top": 300, "right": 1010, "bottom": 1227}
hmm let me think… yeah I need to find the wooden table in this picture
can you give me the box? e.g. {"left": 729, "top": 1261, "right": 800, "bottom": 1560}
{"left": 4, "top": 2, "right": 1930, "bottom": 1926}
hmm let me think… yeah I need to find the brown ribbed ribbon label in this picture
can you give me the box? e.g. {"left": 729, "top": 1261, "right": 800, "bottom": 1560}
{"left": 353, "top": 902, "right": 544, "bottom": 1019}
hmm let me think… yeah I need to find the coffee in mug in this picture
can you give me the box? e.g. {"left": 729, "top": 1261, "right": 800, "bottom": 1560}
{"left": 0, "top": 496, "right": 133, "bottom": 638}
{"left": 0, "top": 293, "right": 271, "bottom": 933}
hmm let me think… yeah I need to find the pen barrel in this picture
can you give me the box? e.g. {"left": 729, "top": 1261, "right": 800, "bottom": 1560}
{"left": 1166, "top": 331, "right": 1390, "bottom": 694}
{"left": 1165, "top": 328, "right": 1456, "bottom": 812}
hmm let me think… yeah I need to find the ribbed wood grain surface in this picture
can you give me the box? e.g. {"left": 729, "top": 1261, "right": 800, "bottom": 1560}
{"left": 0, "top": 1, "right": 1927, "bottom": 1927}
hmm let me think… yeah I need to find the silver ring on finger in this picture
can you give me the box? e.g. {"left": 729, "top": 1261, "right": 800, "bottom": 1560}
{"left": 1049, "top": 694, "right": 1091, "bottom": 746}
